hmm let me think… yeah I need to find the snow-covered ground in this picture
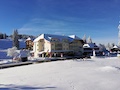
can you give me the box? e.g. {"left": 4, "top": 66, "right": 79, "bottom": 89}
{"left": 0, "top": 57, "right": 120, "bottom": 90}
{"left": 0, "top": 39, "right": 25, "bottom": 50}
{"left": 0, "top": 39, "right": 26, "bottom": 59}
{"left": 0, "top": 39, "right": 26, "bottom": 62}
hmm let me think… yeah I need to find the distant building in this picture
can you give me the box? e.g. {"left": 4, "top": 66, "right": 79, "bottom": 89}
{"left": 33, "top": 34, "right": 84, "bottom": 58}
{"left": 83, "top": 43, "right": 99, "bottom": 57}
{"left": 25, "top": 37, "right": 34, "bottom": 50}
{"left": 111, "top": 45, "right": 120, "bottom": 52}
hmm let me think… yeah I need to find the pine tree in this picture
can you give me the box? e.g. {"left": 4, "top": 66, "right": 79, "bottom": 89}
{"left": 12, "top": 29, "right": 19, "bottom": 49}
{"left": 106, "top": 43, "right": 112, "bottom": 51}
{"left": 3, "top": 33, "right": 6, "bottom": 39}
{"left": 82, "top": 34, "right": 87, "bottom": 44}
{"left": 99, "top": 44, "right": 106, "bottom": 51}
{"left": 7, "top": 47, "right": 17, "bottom": 57}
{"left": 0, "top": 33, "right": 3, "bottom": 39}
{"left": 87, "top": 36, "right": 92, "bottom": 43}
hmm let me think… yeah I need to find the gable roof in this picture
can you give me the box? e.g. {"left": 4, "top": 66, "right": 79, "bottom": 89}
{"left": 34, "top": 34, "right": 82, "bottom": 42}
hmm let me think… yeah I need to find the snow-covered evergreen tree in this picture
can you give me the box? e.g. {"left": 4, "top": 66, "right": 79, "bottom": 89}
{"left": 7, "top": 47, "right": 18, "bottom": 57}
{"left": 111, "top": 43, "right": 115, "bottom": 48}
{"left": 3, "top": 33, "right": 6, "bottom": 39}
{"left": 106, "top": 43, "right": 112, "bottom": 51}
{"left": 99, "top": 44, "right": 106, "bottom": 51}
{"left": 12, "top": 29, "right": 19, "bottom": 49}
{"left": 82, "top": 34, "right": 87, "bottom": 44}
{"left": 87, "top": 36, "right": 92, "bottom": 43}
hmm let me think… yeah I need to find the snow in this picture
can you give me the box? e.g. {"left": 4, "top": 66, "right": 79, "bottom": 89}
{"left": 0, "top": 39, "right": 13, "bottom": 49}
{"left": 113, "top": 45, "right": 119, "bottom": 48}
{"left": 26, "top": 37, "right": 32, "bottom": 41}
{"left": 0, "top": 39, "right": 26, "bottom": 59}
{"left": 69, "top": 35, "right": 82, "bottom": 40}
{"left": 0, "top": 57, "right": 120, "bottom": 90}
{"left": 0, "top": 50, "right": 11, "bottom": 59}
{"left": 83, "top": 43, "right": 98, "bottom": 48}
{"left": 0, "top": 39, "right": 120, "bottom": 90}
{"left": 0, "top": 39, "right": 25, "bottom": 50}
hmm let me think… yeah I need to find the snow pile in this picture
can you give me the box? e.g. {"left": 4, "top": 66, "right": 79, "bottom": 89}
{"left": 0, "top": 39, "right": 12, "bottom": 49}
{"left": 0, "top": 39, "right": 26, "bottom": 59}
{"left": 0, "top": 59, "right": 12, "bottom": 64}
{"left": 0, "top": 50, "right": 11, "bottom": 59}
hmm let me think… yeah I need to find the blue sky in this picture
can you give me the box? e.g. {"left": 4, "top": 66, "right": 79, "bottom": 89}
{"left": 0, "top": 0, "right": 120, "bottom": 44}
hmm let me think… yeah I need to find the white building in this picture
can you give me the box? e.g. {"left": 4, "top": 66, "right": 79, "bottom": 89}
{"left": 33, "top": 34, "right": 84, "bottom": 58}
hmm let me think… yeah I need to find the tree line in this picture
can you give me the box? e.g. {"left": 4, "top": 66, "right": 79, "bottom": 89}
{"left": 0, "top": 33, "right": 7, "bottom": 39}
{"left": 0, "top": 30, "right": 36, "bottom": 49}
{"left": 0, "top": 32, "right": 35, "bottom": 39}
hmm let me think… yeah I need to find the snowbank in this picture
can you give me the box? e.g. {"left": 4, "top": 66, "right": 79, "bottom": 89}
{"left": 0, "top": 39, "right": 12, "bottom": 49}
{"left": 0, "top": 50, "right": 11, "bottom": 59}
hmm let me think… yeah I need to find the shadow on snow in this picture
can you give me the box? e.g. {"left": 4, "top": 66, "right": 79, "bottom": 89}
{"left": 73, "top": 59, "right": 95, "bottom": 62}
{"left": 0, "top": 84, "right": 56, "bottom": 90}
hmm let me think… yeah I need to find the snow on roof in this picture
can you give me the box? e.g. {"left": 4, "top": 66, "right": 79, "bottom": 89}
{"left": 26, "top": 37, "right": 32, "bottom": 41}
{"left": 34, "top": 34, "right": 82, "bottom": 42}
{"left": 69, "top": 35, "right": 81, "bottom": 40}
{"left": 113, "top": 45, "right": 120, "bottom": 49}
{"left": 26, "top": 37, "right": 34, "bottom": 41}
{"left": 83, "top": 43, "right": 98, "bottom": 48}
{"left": 33, "top": 34, "right": 44, "bottom": 42}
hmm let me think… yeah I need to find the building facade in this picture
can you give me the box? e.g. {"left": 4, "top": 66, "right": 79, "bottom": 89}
{"left": 25, "top": 37, "right": 34, "bottom": 50}
{"left": 33, "top": 34, "right": 84, "bottom": 58}
{"left": 83, "top": 43, "right": 99, "bottom": 57}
